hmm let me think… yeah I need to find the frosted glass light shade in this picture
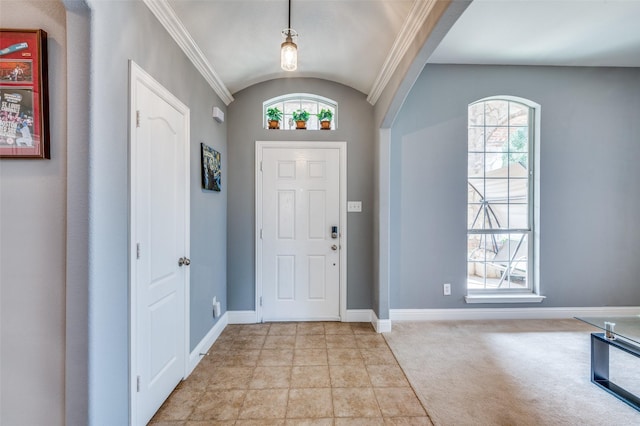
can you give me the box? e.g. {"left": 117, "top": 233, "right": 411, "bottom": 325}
{"left": 281, "top": 38, "right": 297, "bottom": 71}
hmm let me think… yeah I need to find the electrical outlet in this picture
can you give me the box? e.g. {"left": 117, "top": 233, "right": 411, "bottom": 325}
{"left": 443, "top": 283, "right": 451, "bottom": 296}
{"left": 212, "top": 296, "right": 217, "bottom": 306}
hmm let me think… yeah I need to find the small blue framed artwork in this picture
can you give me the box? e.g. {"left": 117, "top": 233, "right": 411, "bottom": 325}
{"left": 201, "top": 143, "right": 221, "bottom": 191}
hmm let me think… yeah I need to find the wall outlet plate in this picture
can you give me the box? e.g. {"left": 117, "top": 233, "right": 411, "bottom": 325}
{"left": 443, "top": 283, "right": 451, "bottom": 296}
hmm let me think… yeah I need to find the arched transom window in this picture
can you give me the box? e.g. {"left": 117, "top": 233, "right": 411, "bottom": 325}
{"left": 263, "top": 93, "right": 337, "bottom": 130}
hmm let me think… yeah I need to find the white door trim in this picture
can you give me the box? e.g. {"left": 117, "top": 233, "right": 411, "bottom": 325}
{"left": 129, "top": 61, "right": 191, "bottom": 425}
{"left": 255, "top": 141, "right": 347, "bottom": 323}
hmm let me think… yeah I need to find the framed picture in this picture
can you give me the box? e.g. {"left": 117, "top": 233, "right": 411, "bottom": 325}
{"left": 201, "top": 143, "right": 221, "bottom": 191}
{"left": 0, "top": 29, "right": 49, "bottom": 159}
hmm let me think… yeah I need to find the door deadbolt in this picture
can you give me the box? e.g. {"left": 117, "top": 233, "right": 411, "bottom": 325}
{"left": 178, "top": 257, "right": 191, "bottom": 267}
{"left": 331, "top": 245, "right": 338, "bottom": 251}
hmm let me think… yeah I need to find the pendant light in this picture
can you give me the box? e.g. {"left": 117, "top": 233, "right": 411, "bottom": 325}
{"left": 281, "top": 0, "right": 298, "bottom": 71}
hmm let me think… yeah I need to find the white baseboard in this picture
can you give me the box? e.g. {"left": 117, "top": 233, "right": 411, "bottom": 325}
{"left": 226, "top": 309, "right": 379, "bottom": 324}
{"left": 343, "top": 309, "right": 373, "bottom": 323}
{"left": 228, "top": 310, "right": 258, "bottom": 324}
{"left": 390, "top": 306, "right": 640, "bottom": 321}
{"left": 371, "top": 310, "right": 392, "bottom": 333}
{"left": 188, "top": 312, "right": 228, "bottom": 374}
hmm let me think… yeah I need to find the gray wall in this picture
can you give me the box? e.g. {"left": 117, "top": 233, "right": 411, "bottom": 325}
{"left": 391, "top": 64, "right": 640, "bottom": 309}
{"left": 0, "top": 2, "right": 67, "bottom": 424}
{"left": 227, "top": 78, "right": 375, "bottom": 312}
{"left": 87, "top": 1, "right": 227, "bottom": 423}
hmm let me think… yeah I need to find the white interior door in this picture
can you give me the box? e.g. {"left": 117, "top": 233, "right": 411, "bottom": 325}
{"left": 259, "top": 144, "right": 343, "bottom": 321}
{"left": 130, "top": 62, "right": 190, "bottom": 426}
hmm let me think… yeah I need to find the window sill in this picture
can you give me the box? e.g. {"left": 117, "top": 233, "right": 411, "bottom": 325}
{"left": 465, "top": 294, "right": 546, "bottom": 304}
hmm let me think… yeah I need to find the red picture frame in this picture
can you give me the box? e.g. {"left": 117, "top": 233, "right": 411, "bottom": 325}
{"left": 0, "top": 29, "right": 49, "bottom": 159}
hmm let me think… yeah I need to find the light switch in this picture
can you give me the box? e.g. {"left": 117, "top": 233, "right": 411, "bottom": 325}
{"left": 347, "top": 201, "right": 362, "bottom": 212}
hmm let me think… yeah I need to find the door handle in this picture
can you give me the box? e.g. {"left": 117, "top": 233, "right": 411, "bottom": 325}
{"left": 178, "top": 257, "right": 191, "bottom": 267}
{"left": 331, "top": 245, "right": 338, "bottom": 251}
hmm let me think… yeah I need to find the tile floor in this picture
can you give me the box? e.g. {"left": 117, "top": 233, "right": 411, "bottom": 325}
{"left": 149, "top": 322, "right": 432, "bottom": 425}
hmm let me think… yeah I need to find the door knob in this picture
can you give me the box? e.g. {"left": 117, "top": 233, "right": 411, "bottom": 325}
{"left": 178, "top": 257, "right": 191, "bottom": 267}
{"left": 331, "top": 245, "right": 338, "bottom": 251}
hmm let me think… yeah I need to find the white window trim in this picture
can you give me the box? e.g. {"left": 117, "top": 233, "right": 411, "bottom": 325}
{"left": 466, "top": 95, "right": 542, "bottom": 303}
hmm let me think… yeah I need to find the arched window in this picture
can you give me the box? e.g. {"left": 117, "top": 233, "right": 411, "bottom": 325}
{"left": 467, "top": 96, "right": 540, "bottom": 296}
{"left": 263, "top": 93, "right": 337, "bottom": 130}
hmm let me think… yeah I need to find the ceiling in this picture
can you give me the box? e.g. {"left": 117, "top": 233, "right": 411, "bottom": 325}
{"left": 148, "top": 0, "right": 640, "bottom": 105}
{"left": 430, "top": 0, "right": 640, "bottom": 67}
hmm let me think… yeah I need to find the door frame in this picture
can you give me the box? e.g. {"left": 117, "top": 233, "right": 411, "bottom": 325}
{"left": 128, "top": 61, "right": 191, "bottom": 424}
{"left": 255, "top": 140, "right": 347, "bottom": 323}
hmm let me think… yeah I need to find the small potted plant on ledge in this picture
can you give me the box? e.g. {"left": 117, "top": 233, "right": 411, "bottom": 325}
{"left": 317, "top": 109, "right": 333, "bottom": 130}
{"left": 266, "top": 107, "right": 283, "bottom": 129}
{"left": 292, "top": 109, "right": 310, "bottom": 129}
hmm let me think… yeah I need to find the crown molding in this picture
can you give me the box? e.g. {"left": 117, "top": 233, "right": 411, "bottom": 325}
{"left": 367, "top": 0, "right": 438, "bottom": 106}
{"left": 142, "top": 0, "right": 234, "bottom": 105}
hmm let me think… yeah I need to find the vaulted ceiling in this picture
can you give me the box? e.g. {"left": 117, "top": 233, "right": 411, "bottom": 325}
{"left": 145, "top": 0, "right": 640, "bottom": 106}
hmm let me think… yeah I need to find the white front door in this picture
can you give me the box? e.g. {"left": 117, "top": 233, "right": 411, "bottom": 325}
{"left": 130, "top": 62, "right": 190, "bottom": 425}
{"left": 257, "top": 143, "right": 345, "bottom": 321}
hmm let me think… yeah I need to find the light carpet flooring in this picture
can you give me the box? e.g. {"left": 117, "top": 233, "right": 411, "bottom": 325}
{"left": 384, "top": 319, "right": 640, "bottom": 426}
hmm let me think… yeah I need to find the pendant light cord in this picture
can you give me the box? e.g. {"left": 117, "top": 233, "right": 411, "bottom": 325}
{"left": 288, "top": 0, "right": 292, "bottom": 31}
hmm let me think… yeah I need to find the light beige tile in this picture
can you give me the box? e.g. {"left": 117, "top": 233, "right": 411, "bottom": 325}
{"left": 366, "top": 364, "right": 409, "bottom": 388}
{"left": 327, "top": 348, "right": 364, "bottom": 366}
{"left": 250, "top": 366, "right": 292, "bottom": 389}
{"left": 297, "top": 322, "right": 326, "bottom": 335}
{"left": 206, "top": 366, "right": 253, "bottom": 390}
{"left": 383, "top": 417, "right": 433, "bottom": 425}
{"left": 324, "top": 322, "right": 355, "bottom": 335}
{"left": 269, "top": 323, "right": 298, "bottom": 335}
{"left": 326, "top": 334, "right": 358, "bottom": 349}
{"left": 360, "top": 348, "right": 398, "bottom": 366}
{"left": 335, "top": 418, "right": 385, "bottom": 425}
{"left": 286, "top": 388, "right": 334, "bottom": 418}
{"left": 232, "top": 335, "right": 266, "bottom": 350}
{"left": 332, "top": 388, "right": 382, "bottom": 418}
{"left": 290, "top": 366, "right": 331, "bottom": 388}
{"left": 295, "top": 334, "right": 327, "bottom": 349}
{"left": 285, "top": 419, "right": 333, "bottom": 426}
{"left": 238, "top": 323, "right": 271, "bottom": 336}
{"left": 189, "top": 390, "right": 246, "bottom": 421}
{"left": 355, "top": 334, "right": 387, "bottom": 349}
{"left": 149, "top": 421, "right": 186, "bottom": 426}
{"left": 185, "top": 421, "right": 235, "bottom": 426}
{"left": 294, "top": 349, "right": 328, "bottom": 366}
{"left": 218, "top": 349, "right": 260, "bottom": 367}
{"left": 373, "top": 388, "right": 426, "bottom": 417}
{"left": 329, "top": 365, "right": 372, "bottom": 388}
{"left": 264, "top": 334, "right": 296, "bottom": 349}
{"left": 151, "top": 384, "right": 202, "bottom": 421}
{"left": 238, "top": 389, "right": 289, "bottom": 419}
{"left": 235, "top": 420, "right": 286, "bottom": 426}
{"left": 259, "top": 349, "right": 294, "bottom": 366}
{"left": 350, "top": 323, "right": 377, "bottom": 335}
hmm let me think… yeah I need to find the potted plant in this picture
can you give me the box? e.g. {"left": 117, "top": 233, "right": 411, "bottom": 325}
{"left": 292, "top": 109, "right": 310, "bottom": 129}
{"left": 316, "top": 108, "right": 333, "bottom": 130}
{"left": 266, "top": 107, "right": 283, "bottom": 129}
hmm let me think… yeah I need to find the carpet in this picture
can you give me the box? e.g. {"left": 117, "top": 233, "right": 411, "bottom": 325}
{"left": 383, "top": 319, "right": 640, "bottom": 425}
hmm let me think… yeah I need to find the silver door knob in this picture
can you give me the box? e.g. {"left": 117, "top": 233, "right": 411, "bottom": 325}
{"left": 331, "top": 245, "right": 338, "bottom": 251}
{"left": 178, "top": 257, "right": 191, "bottom": 266}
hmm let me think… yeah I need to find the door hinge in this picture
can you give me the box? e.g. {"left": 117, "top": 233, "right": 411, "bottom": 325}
{"left": 136, "top": 110, "right": 141, "bottom": 128}
{"left": 260, "top": 296, "right": 263, "bottom": 307}
{"left": 136, "top": 375, "right": 141, "bottom": 392}
{"left": 260, "top": 229, "right": 263, "bottom": 239}
{"left": 136, "top": 243, "right": 141, "bottom": 259}
{"left": 260, "top": 161, "right": 263, "bottom": 172}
